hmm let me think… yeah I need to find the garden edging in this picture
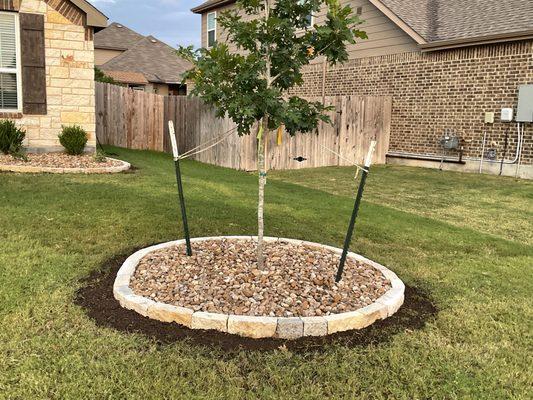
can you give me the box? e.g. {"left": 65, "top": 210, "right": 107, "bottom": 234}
{"left": 0, "top": 157, "right": 130, "bottom": 174}
{"left": 114, "top": 237, "right": 405, "bottom": 339}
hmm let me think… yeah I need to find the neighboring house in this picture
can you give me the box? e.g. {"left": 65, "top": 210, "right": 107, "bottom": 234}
{"left": 0, "top": 0, "right": 107, "bottom": 152}
{"left": 192, "top": 0, "right": 533, "bottom": 177}
{"left": 94, "top": 23, "right": 192, "bottom": 95}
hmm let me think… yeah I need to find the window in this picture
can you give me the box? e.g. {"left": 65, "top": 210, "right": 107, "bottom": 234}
{"left": 0, "top": 12, "right": 21, "bottom": 112}
{"left": 207, "top": 12, "right": 216, "bottom": 48}
{"left": 298, "top": 0, "right": 314, "bottom": 28}
{"left": 129, "top": 85, "right": 145, "bottom": 92}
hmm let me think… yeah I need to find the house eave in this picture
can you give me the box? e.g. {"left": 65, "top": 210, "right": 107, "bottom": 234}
{"left": 419, "top": 29, "right": 533, "bottom": 52}
{"left": 95, "top": 45, "right": 128, "bottom": 51}
{"left": 70, "top": 0, "right": 108, "bottom": 28}
{"left": 367, "top": 0, "right": 427, "bottom": 45}
{"left": 191, "top": 0, "right": 235, "bottom": 14}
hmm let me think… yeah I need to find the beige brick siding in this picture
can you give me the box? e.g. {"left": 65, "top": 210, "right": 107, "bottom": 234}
{"left": 292, "top": 40, "right": 533, "bottom": 164}
{"left": 4, "top": 0, "right": 96, "bottom": 151}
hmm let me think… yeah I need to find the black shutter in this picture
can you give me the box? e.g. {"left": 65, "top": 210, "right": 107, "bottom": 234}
{"left": 20, "top": 13, "right": 47, "bottom": 115}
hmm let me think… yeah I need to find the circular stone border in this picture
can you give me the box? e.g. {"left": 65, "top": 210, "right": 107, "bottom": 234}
{"left": 0, "top": 157, "right": 131, "bottom": 174}
{"left": 113, "top": 237, "right": 405, "bottom": 340}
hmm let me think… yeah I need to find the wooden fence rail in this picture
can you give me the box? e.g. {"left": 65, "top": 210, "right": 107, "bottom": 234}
{"left": 96, "top": 82, "right": 392, "bottom": 170}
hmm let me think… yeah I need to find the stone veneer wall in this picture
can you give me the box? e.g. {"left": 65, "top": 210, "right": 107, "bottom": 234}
{"left": 293, "top": 40, "right": 533, "bottom": 164}
{"left": 9, "top": 0, "right": 95, "bottom": 151}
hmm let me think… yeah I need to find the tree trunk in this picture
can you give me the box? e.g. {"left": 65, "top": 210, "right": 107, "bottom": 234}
{"left": 257, "top": 117, "right": 268, "bottom": 269}
{"left": 257, "top": 0, "right": 270, "bottom": 270}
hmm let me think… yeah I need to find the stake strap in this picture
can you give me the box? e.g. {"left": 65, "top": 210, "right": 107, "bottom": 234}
{"left": 318, "top": 144, "right": 369, "bottom": 174}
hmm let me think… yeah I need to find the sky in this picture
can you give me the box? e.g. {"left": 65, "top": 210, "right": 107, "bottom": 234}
{"left": 88, "top": 0, "right": 206, "bottom": 48}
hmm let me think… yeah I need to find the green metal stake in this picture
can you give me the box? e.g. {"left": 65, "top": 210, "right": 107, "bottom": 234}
{"left": 336, "top": 141, "right": 377, "bottom": 282}
{"left": 169, "top": 121, "right": 192, "bottom": 256}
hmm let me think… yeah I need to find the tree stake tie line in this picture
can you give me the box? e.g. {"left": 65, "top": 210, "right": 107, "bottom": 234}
{"left": 168, "top": 121, "right": 193, "bottom": 256}
{"left": 336, "top": 140, "right": 377, "bottom": 283}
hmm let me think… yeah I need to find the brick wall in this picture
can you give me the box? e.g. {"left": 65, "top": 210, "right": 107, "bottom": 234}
{"left": 293, "top": 40, "right": 533, "bottom": 164}
{"left": 9, "top": 0, "right": 95, "bottom": 150}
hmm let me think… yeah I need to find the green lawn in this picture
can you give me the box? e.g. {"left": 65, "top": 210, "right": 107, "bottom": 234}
{"left": 1, "top": 147, "right": 531, "bottom": 399}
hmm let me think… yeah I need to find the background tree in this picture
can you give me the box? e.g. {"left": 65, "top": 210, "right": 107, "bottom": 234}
{"left": 180, "top": 0, "right": 366, "bottom": 268}
{"left": 94, "top": 67, "right": 118, "bottom": 84}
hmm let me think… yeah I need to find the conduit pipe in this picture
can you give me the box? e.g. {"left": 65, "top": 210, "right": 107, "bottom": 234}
{"left": 388, "top": 123, "right": 525, "bottom": 166}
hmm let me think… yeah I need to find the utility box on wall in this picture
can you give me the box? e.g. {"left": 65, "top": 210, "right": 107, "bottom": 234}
{"left": 517, "top": 85, "right": 533, "bottom": 122}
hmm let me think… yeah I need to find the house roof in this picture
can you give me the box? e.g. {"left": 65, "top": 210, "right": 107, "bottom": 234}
{"left": 192, "top": 0, "right": 533, "bottom": 48}
{"left": 374, "top": 0, "right": 533, "bottom": 44}
{"left": 94, "top": 22, "right": 145, "bottom": 51}
{"left": 99, "top": 36, "right": 193, "bottom": 84}
{"left": 101, "top": 70, "right": 149, "bottom": 85}
{"left": 191, "top": 0, "right": 235, "bottom": 14}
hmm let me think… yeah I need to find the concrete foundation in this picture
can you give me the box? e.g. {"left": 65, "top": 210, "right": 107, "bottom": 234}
{"left": 387, "top": 156, "right": 533, "bottom": 180}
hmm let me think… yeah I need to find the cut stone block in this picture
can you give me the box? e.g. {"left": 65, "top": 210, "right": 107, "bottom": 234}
{"left": 114, "top": 274, "right": 130, "bottom": 287}
{"left": 191, "top": 312, "right": 228, "bottom": 332}
{"left": 121, "top": 295, "right": 155, "bottom": 317}
{"left": 147, "top": 303, "right": 194, "bottom": 327}
{"left": 113, "top": 285, "right": 133, "bottom": 299}
{"left": 276, "top": 317, "right": 304, "bottom": 339}
{"left": 326, "top": 302, "right": 389, "bottom": 334}
{"left": 227, "top": 315, "right": 278, "bottom": 338}
{"left": 377, "top": 287, "right": 405, "bottom": 316}
{"left": 326, "top": 311, "right": 368, "bottom": 334}
{"left": 359, "top": 301, "right": 389, "bottom": 320}
{"left": 173, "top": 307, "right": 194, "bottom": 327}
{"left": 302, "top": 317, "right": 328, "bottom": 337}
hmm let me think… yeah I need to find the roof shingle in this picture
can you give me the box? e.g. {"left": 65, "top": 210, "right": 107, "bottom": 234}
{"left": 100, "top": 70, "right": 149, "bottom": 85}
{"left": 380, "top": 0, "right": 533, "bottom": 42}
{"left": 100, "top": 36, "right": 193, "bottom": 84}
{"left": 94, "top": 22, "right": 145, "bottom": 50}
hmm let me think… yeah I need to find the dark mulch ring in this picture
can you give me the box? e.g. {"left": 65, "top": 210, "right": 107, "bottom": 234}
{"left": 75, "top": 247, "right": 438, "bottom": 354}
{"left": 131, "top": 239, "right": 392, "bottom": 318}
{"left": 0, "top": 153, "right": 122, "bottom": 168}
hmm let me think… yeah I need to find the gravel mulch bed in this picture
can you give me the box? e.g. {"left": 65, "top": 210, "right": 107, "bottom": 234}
{"left": 131, "top": 239, "right": 392, "bottom": 318}
{"left": 0, "top": 153, "right": 123, "bottom": 168}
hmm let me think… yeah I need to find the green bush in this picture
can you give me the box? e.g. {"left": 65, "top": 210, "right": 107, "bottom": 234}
{"left": 58, "top": 125, "right": 88, "bottom": 155}
{"left": 0, "top": 120, "right": 26, "bottom": 158}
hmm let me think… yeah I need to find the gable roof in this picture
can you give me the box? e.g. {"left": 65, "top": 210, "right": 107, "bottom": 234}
{"left": 100, "top": 36, "right": 193, "bottom": 84}
{"left": 374, "top": 0, "right": 533, "bottom": 44}
{"left": 192, "top": 0, "right": 533, "bottom": 49}
{"left": 95, "top": 22, "right": 145, "bottom": 51}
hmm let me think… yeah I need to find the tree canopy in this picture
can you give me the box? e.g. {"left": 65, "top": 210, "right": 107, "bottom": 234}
{"left": 179, "top": 0, "right": 367, "bottom": 136}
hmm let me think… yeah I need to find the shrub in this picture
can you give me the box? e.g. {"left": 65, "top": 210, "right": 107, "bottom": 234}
{"left": 58, "top": 125, "right": 88, "bottom": 155}
{"left": 94, "top": 67, "right": 117, "bottom": 84}
{"left": 0, "top": 120, "right": 26, "bottom": 158}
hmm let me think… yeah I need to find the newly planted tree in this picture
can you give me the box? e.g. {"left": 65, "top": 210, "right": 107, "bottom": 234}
{"left": 180, "top": 0, "right": 366, "bottom": 268}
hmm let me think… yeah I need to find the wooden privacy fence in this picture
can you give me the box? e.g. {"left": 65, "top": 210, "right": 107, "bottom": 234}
{"left": 96, "top": 82, "right": 392, "bottom": 170}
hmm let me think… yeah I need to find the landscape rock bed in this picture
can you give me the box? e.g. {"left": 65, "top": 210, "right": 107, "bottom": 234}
{"left": 115, "top": 237, "right": 405, "bottom": 339}
{"left": 0, "top": 153, "right": 130, "bottom": 174}
{"left": 131, "top": 239, "right": 391, "bottom": 317}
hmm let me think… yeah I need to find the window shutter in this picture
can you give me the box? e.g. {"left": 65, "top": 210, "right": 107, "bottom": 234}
{"left": 20, "top": 13, "right": 46, "bottom": 115}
